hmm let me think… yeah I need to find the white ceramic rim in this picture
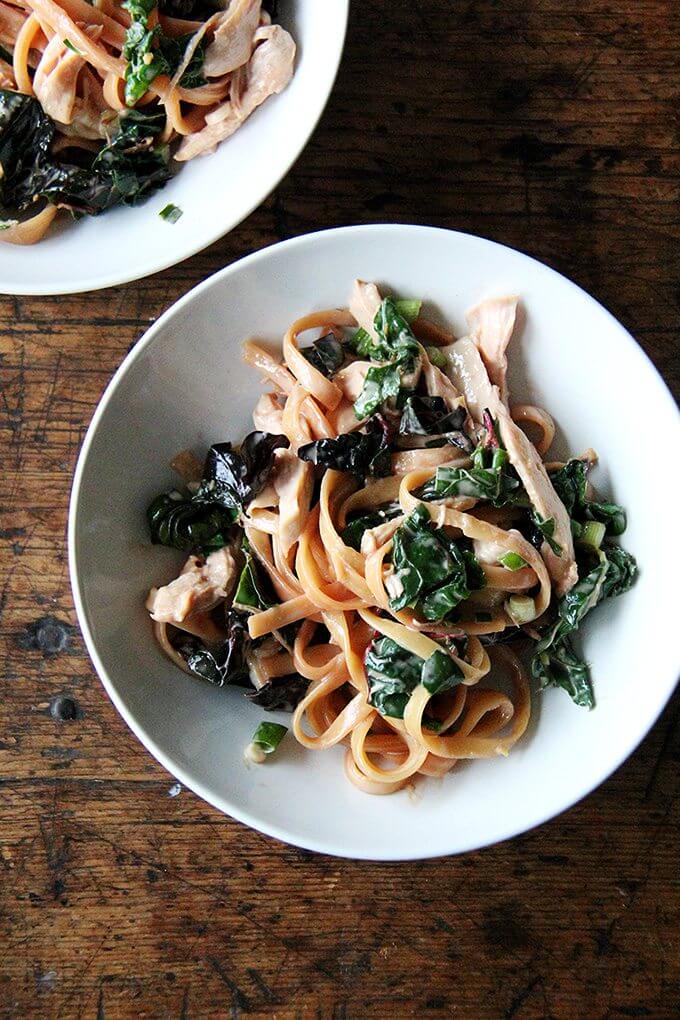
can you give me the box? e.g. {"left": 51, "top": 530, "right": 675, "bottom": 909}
{"left": 3, "top": 4, "right": 349, "bottom": 296}
{"left": 68, "top": 224, "right": 680, "bottom": 859}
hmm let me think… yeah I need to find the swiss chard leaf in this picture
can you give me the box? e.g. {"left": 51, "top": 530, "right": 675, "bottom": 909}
{"left": 123, "top": 0, "right": 206, "bottom": 105}
{"left": 531, "top": 543, "right": 637, "bottom": 707}
{"left": 421, "top": 649, "right": 464, "bottom": 694}
{"left": 179, "top": 611, "right": 250, "bottom": 688}
{"left": 301, "top": 334, "right": 345, "bottom": 378}
{"left": 365, "top": 636, "right": 463, "bottom": 719}
{"left": 341, "top": 502, "right": 402, "bottom": 551}
{"left": 419, "top": 443, "right": 521, "bottom": 507}
{"left": 354, "top": 361, "right": 405, "bottom": 419}
{"left": 530, "top": 512, "right": 562, "bottom": 556}
{"left": 398, "top": 396, "right": 473, "bottom": 452}
{"left": 531, "top": 634, "right": 594, "bottom": 708}
{"left": 601, "top": 544, "right": 638, "bottom": 599}
{"left": 550, "top": 459, "right": 627, "bottom": 536}
{"left": 233, "top": 538, "right": 274, "bottom": 611}
{"left": 158, "top": 32, "right": 206, "bottom": 90}
{"left": 199, "top": 432, "right": 288, "bottom": 512}
{"left": 148, "top": 433, "right": 285, "bottom": 553}
{"left": 246, "top": 674, "right": 309, "bottom": 711}
{"left": 147, "top": 492, "right": 237, "bottom": 553}
{"left": 365, "top": 636, "right": 425, "bottom": 719}
{"left": 352, "top": 298, "right": 422, "bottom": 418}
{"left": 122, "top": 0, "right": 165, "bottom": 106}
{"left": 298, "top": 414, "right": 393, "bottom": 478}
{"left": 389, "top": 505, "right": 485, "bottom": 622}
{"left": 0, "top": 92, "right": 171, "bottom": 216}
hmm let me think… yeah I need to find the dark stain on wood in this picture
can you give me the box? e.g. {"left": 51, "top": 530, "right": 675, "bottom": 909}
{"left": 15, "top": 615, "right": 76, "bottom": 656}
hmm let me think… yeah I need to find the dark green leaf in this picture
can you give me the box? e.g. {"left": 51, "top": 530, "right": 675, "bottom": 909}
{"left": 147, "top": 432, "right": 286, "bottom": 553}
{"left": 146, "top": 492, "right": 237, "bottom": 553}
{"left": 298, "top": 414, "right": 393, "bottom": 478}
{"left": 0, "top": 93, "right": 171, "bottom": 217}
{"left": 233, "top": 538, "right": 274, "bottom": 612}
{"left": 354, "top": 360, "right": 404, "bottom": 419}
{"left": 366, "top": 635, "right": 463, "bottom": 719}
{"left": 352, "top": 298, "right": 422, "bottom": 418}
{"left": 531, "top": 635, "right": 594, "bottom": 708}
{"left": 365, "top": 636, "right": 424, "bottom": 719}
{"left": 421, "top": 649, "right": 464, "bottom": 694}
{"left": 419, "top": 444, "right": 521, "bottom": 507}
{"left": 157, "top": 31, "right": 206, "bottom": 89}
{"left": 246, "top": 674, "right": 309, "bottom": 711}
{"left": 388, "top": 505, "right": 484, "bottom": 622}
{"left": 341, "top": 502, "right": 401, "bottom": 551}
{"left": 530, "top": 542, "right": 636, "bottom": 708}
{"left": 398, "top": 396, "right": 473, "bottom": 452}
{"left": 550, "top": 458, "right": 627, "bottom": 536}
{"left": 301, "top": 334, "right": 345, "bottom": 378}
{"left": 601, "top": 544, "right": 637, "bottom": 599}
{"left": 180, "top": 611, "right": 250, "bottom": 687}
{"left": 530, "top": 512, "right": 562, "bottom": 555}
{"left": 198, "top": 432, "right": 288, "bottom": 511}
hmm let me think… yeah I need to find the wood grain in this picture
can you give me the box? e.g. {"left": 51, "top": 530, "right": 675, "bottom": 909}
{"left": 1, "top": 1, "right": 678, "bottom": 1016}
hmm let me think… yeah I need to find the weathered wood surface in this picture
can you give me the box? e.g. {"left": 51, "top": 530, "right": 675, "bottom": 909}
{"left": 1, "top": 1, "right": 678, "bottom": 1016}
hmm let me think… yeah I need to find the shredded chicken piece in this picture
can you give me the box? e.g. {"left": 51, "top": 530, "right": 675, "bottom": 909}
{"left": 252, "top": 392, "right": 284, "bottom": 434}
{"left": 204, "top": 0, "right": 261, "bottom": 78}
{"left": 439, "top": 334, "right": 576, "bottom": 593}
{"left": 349, "top": 279, "right": 382, "bottom": 339}
{"left": 146, "top": 547, "right": 238, "bottom": 624}
{"left": 176, "top": 24, "right": 295, "bottom": 161}
{"left": 421, "top": 349, "right": 467, "bottom": 412}
{"left": 334, "top": 361, "right": 370, "bottom": 402}
{"left": 360, "top": 518, "right": 402, "bottom": 556}
{"left": 495, "top": 403, "right": 577, "bottom": 594}
{"left": 272, "top": 447, "right": 313, "bottom": 555}
{"left": 33, "top": 33, "right": 88, "bottom": 124}
{"left": 466, "top": 295, "right": 519, "bottom": 403}
{"left": 439, "top": 337, "right": 496, "bottom": 424}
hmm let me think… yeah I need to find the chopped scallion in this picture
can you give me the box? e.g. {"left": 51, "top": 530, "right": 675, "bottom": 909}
{"left": 63, "top": 38, "right": 82, "bottom": 55}
{"left": 577, "top": 521, "right": 606, "bottom": 550}
{"left": 159, "top": 203, "right": 183, "bottom": 224}
{"left": 393, "top": 298, "right": 422, "bottom": 323}
{"left": 425, "top": 345, "right": 447, "bottom": 369}
{"left": 505, "top": 595, "right": 535, "bottom": 625}
{"left": 500, "top": 551, "right": 528, "bottom": 571}
{"left": 247, "top": 721, "right": 288, "bottom": 762}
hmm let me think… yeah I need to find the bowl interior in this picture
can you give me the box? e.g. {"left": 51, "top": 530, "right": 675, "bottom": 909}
{"left": 70, "top": 224, "right": 679, "bottom": 859}
{"left": 0, "top": 1, "right": 348, "bottom": 295}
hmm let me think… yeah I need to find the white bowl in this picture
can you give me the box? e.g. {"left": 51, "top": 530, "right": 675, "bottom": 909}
{"left": 0, "top": 2, "right": 348, "bottom": 296}
{"left": 69, "top": 224, "right": 680, "bottom": 859}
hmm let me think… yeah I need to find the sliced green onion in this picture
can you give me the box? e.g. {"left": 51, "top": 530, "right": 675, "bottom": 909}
{"left": 0, "top": 219, "right": 18, "bottom": 232}
{"left": 63, "top": 38, "right": 82, "bottom": 55}
{"left": 505, "top": 595, "right": 535, "bottom": 625}
{"left": 159, "top": 203, "right": 183, "bottom": 224}
{"left": 500, "top": 552, "right": 528, "bottom": 571}
{"left": 246, "top": 722, "right": 287, "bottom": 763}
{"left": 394, "top": 298, "right": 422, "bottom": 323}
{"left": 425, "top": 345, "right": 447, "bottom": 369}
{"left": 577, "top": 521, "right": 606, "bottom": 550}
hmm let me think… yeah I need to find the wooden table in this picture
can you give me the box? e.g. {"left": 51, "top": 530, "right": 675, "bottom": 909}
{"left": 1, "top": 2, "right": 678, "bottom": 1016}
